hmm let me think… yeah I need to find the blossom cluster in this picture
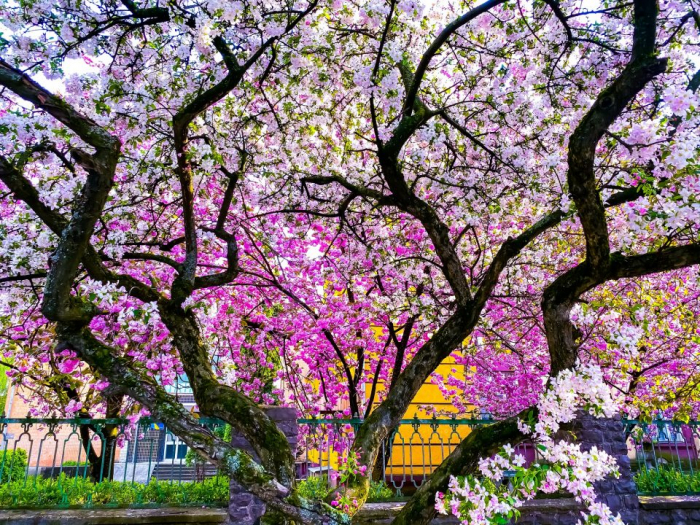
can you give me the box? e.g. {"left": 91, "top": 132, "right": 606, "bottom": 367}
{"left": 0, "top": 0, "right": 699, "bottom": 478}
{"left": 436, "top": 365, "right": 624, "bottom": 525}
{"left": 522, "top": 364, "right": 620, "bottom": 441}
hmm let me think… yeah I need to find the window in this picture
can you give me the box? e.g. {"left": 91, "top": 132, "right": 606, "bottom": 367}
{"left": 656, "top": 425, "right": 685, "bottom": 443}
{"left": 164, "top": 431, "right": 188, "bottom": 460}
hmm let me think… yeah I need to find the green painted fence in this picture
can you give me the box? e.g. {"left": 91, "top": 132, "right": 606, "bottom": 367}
{"left": 0, "top": 414, "right": 696, "bottom": 508}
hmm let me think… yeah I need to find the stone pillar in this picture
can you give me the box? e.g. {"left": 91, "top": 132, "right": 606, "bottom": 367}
{"left": 225, "top": 407, "right": 298, "bottom": 525}
{"left": 564, "top": 412, "right": 639, "bottom": 524}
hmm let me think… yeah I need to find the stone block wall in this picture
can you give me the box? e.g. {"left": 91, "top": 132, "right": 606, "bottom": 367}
{"left": 638, "top": 496, "right": 700, "bottom": 524}
{"left": 513, "top": 498, "right": 586, "bottom": 525}
{"left": 513, "top": 412, "right": 639, "bottom": 524}
{"left": 565, "top": 413, "right": 640, "bottom": 524}
{"left": 226, "top": 407, "right": 298, "bottom": 525}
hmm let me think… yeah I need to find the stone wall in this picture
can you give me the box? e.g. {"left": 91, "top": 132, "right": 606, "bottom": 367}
{"left": 567, "top": 413, "right": 640, "bottom": 524}
{"left": 351, "top": 497, "right": 700, "bottom": 524}
{"left": 4, "top": 499, "right": 700, "bottom": 525}
{"left": 638, "top": 495, "right": 700, "bottom": 524}
{"left": 515, "top": 412, "right": 639, "bottom": 524}
{"left": 226, "top": 407, "right": 298, "bottom": 525}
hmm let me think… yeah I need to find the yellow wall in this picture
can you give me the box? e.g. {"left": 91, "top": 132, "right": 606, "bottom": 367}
{"left": 303, "top": 352, "right": 473, "bottom": 478}
{"left": 368, "top": 354, "right": 473, "bottom": 476}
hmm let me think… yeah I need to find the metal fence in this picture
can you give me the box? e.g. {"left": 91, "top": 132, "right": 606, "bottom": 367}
{"left": 0, "top": 416, "right": 230, "bottom": 508}
{"left": 297, "top": 416, "right": 700, "bottom": 497}
{"left": 624, "top": 419, "right": 700, "bottom": 495}
{"left": 296, "top": 414, "right": 514, "bottom": 495}
{"left": 0, "top": 415, "right": 698, "bottom": 508}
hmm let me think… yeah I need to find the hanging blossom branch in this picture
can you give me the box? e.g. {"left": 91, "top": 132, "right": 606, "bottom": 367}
{"left": 436, "top": 364, "right": 624, "bottom": 525}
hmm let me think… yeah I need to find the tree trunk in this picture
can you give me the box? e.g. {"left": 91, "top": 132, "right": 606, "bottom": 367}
{"left": 101, "top": 430, "right": 118, "bottom": 481}
{"left": 371, "top": 434, "right": 394, "bottom": 484}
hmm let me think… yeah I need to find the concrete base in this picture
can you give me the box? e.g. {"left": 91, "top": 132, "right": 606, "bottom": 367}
{"left": 112, "top": 463, "right": 153, "bottom": 484}
{"left": 0, "top": 507, "right": 225, "bottom": 525}
{"left": 1, "top": 497, "right": 700, "bottom": 524}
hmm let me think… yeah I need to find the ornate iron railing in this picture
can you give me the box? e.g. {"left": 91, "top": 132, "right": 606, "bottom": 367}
{"left": 296, "top": 414, "right": 504, "bottom": 496}
{"left": 0, "top": 415, "right": 697, "bottom": 508}
{"left": 0, "top": 416, "right": 230, "bottom": 508}
{"left": 623, "top": 419, "right": 700, "bottom": 495}
{"left": 297, "top": 416, "right": 700, "bottom": 497}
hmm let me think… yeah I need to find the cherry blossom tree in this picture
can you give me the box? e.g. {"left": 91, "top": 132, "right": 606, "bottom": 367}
{"left": 0, "top": 0, "right": 335, "bottom": 521}
{"left": 1, "top": 0, "right": 700, "bottom": 522}
{"left": 286, "top": 0, "right": 700, "bottom": 520}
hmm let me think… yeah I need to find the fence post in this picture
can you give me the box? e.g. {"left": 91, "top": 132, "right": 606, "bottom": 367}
{"left": 566, "top": 412, "right": 640, "bottom": 524}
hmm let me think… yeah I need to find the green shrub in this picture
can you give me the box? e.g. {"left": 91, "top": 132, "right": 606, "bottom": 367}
{"left": 294, "top": 476, "right": 396, "bottom": 503}
{"left": 295, "top": 476, "right": 331, "bottom": 501}
{"left": 90, "top": 479, "right": 138, "bottom": 505}
{"left": 0, "top": 449, "right": 27, "bottom": 483}
{"left": 61, "top": 460, "right": 89, "bottom": 467}
{"left": 635, "top": 467, "right": 700, "bottom": 494}
{"left": 367, "top": 480, "right": 394, "bottom": 501}
{"left": 0, "top": 472, "right": 230, "bottom": 508}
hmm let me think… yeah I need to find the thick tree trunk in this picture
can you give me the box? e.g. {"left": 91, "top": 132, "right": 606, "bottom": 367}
{"left": 341, "top": 307, "right": 475, "bottom": 505}
{"left": 81, "top": 430, "right": 118, "bottom": 481}
{"left": 370, "top": 438, "right": 390, "bottom": 483}
{"left": 101, "top": 431, "right": 118, "bottom": 481}
{"left": 76, "top": 423, "right": 116, "bottom": 482}
{"left": 159, "top": 306, "right": 297, "bottom": 489}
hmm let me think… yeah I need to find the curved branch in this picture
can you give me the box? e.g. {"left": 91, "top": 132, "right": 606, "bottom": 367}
{"left": 170, "top": 2, "right": 319, "bottom": 302}
{"left": 567, "top": 0, "right": 666, "bottom": 270}
{"left": 0, "top": 272, "right": 47, "bottom": 283}
{"left": 0, "top": 154, "right": 161, "bottom": 304}
{"left": 543, "top": 0, "right": 573, "bottom": 44}
{"left": 302, "top": 174, "right": 392, "bottom": 203}
{"left": 402, "top": 0, "right": 506, "bottom": 115}
{"left": 544, "top": 0, "right": 668, "bottom": 374}
{"left": 0, "top": 59, "right": 119, "bottom": 152}
{"left": 122, "top": 252, "right": 182, "bottom": 270}
{"left": 544, "top": 243, "right": 700, "bottom": 375}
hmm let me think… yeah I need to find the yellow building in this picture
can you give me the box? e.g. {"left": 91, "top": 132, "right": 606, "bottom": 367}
{"left": 300, "top": 352, "right": 476, "bottom": 493}
{"left": 367, "top": 354, "right": 473, "bottom": 489}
